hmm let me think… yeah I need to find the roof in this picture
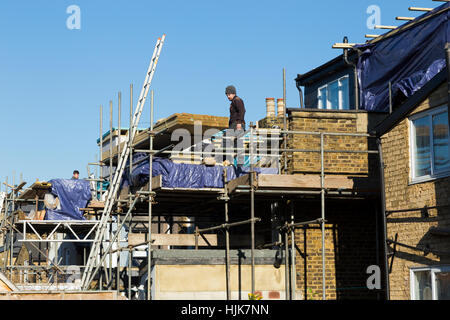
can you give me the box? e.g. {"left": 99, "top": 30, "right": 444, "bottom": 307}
{"left": 295, "top": 2, "right": 449, "bottom": 88}
{"left": 295, "top": 51, "right": 357, "bottom": 86}
{"left": 365, "top": 3, "right": 449, "bottom": 47}
{"left": 373, "top": 69, "right": 447, "bottom": 137}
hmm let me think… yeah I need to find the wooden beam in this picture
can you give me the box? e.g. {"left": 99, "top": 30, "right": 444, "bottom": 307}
{"left": 257, "top": 174, "right": 359, "bottom": 189}
{"left": 226, "top": 174, "right": 255, "bottom": 194}
{"left": 227, "top": 174, "right": 380, "bottom": 192}
{"left": 0, "top": 291, "right": 125, "bottom": 300}
{"left": 408, "top": 7, "right": 433, "bottom": 12}
{"left": 140, "top": 175, "right": 163, "bottom": 191}
{"left": 332, "top": 43, "right": 356, "bottom": 49}
{"left": 365, "top": 34, "right": 380, "bottom": 38}
{"left": 374, "top": 25, "right": 397, "bottom": 30}
{"left": 128, "top": 233, "right": 217, "bottom": 247}
{"left": 396, "top": 16, "right": 415, "bottom": 21}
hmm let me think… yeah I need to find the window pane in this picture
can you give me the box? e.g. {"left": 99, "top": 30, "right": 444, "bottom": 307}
{"left": 413, "top": 116, "right": 431, "bottom": 177}
{"left": 432, "top": 112, "right": 450, "bottom": 172}
{"left": 318, "top": 87, "right": 327, "bottom": 109}
{"left": 327, "top": 80, "right": 339, "bottom": 110}
{"left": 435, "top": 272, "right": 450, "bottom": 300}
{"left": 340, "top": 77, "right": 350, "bottom": 110}
{"left": 414, "top": 270, "right": 432, "bottom": 300}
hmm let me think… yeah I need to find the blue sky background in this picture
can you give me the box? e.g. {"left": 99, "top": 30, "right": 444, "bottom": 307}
{"left": 0, "top": 0, "right": 438, "bottom": 185}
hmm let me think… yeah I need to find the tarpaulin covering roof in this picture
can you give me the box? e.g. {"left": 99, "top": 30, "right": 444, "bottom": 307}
{"left": 45, "top": 179, "right": 92, "bottom": 220}
{"left": 123, "top": 153, "right": 278, "bottom": 190}
{"left": 356, "top": 2, "right": 450, "bottom": 112}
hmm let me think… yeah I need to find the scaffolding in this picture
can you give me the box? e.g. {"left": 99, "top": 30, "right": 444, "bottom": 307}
{"left": 0, "top": 36, "right": 381, "bottom": 301}
{"left": 0, "top": 118, "right": 380, "bottom": 300}
{"left": 77, "top": 112, "right": 379, "bottom": 300}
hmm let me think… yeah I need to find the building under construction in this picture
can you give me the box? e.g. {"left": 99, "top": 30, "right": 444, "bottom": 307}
{"left": 1, "top": 1, "right": 449, "bottom": 301}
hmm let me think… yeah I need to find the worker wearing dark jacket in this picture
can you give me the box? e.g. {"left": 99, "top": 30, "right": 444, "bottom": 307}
{"left": 224, "top": 85, "right": 246, "bottom": 165}
{"left": 225, "top": 85, "right": 246, "bottom": 130}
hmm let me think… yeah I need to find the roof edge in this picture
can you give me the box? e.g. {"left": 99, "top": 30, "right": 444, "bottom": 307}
{"left": 374, "top": 69, "right": 447, "bottom": 137}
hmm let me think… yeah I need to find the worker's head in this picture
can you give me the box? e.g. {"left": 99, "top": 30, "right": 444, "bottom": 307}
{"left": 72, "top": 170, "right": 79, "bottom": 179}
{"left": 225, "top": 85, "right": 236, "bottom": 101}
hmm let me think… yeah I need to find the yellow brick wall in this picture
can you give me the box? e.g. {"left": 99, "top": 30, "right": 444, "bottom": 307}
{"left": 291, "top": 199, "right": 380, "bottom": 300}
{"left": 294, "top": 224, "right": 337, "bottom": 300}
{"left": 381, "top": 83, "right": 450, "bottom": 300}
{"left": 285, "top": 110, "right": 380, "bottom": 175}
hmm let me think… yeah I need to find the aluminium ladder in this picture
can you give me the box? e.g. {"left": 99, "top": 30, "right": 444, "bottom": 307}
{"left": 81, "top": 35, "right": 166, "bottom": 290}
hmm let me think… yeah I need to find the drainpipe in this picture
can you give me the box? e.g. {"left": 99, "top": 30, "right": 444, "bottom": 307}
{"left": 376, "top": 137, "right": 390, "bottom": 300}
{"left": 295, "top": 80, "right": 304, "bottom": 108}
{"left": 343, "top": 36, "right": 359, "bottom": 110}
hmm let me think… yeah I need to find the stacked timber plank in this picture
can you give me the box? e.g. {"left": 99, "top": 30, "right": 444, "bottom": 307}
{"left": 226, "top": 174, "right": 380, "bottom": 194}
{"left": 100, "top": 113, "right": 229, "bottom": 163}
{"left": 17, "top": 181, "right": 51, "bottom": 200}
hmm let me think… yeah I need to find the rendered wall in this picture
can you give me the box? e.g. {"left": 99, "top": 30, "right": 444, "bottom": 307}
{"left": 153, "top": 264, "right": 289, "bottom": 300}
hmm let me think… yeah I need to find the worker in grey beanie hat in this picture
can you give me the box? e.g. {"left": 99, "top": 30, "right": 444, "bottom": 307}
{"left": 225, "top": 85, "right": 236, "bottom": 95}
{"left": 224, "top": 85, "right": 246, "bottom": 165}
{"left": 225, "top": 85, "right": 246, "bottom": 131}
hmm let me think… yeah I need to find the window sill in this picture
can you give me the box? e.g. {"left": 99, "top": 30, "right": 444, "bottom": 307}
{"left": 409, "top": 171, "right": 450, "bottom": 185}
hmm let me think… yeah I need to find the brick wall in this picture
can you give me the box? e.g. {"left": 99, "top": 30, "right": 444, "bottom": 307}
{"left": 381, "top": 83, "right": 450, "bottom": 300}
{"left": 292, "top": 199, "right": 381, "bottom": 300}
{"left": 257, "top": 116, "right": 285, "bottom": 129}
{"left": 285, "top": 110, "right": 383, "bottom": 175}
{"left": 258, "top": 109, "right": 386, "bottom": 300}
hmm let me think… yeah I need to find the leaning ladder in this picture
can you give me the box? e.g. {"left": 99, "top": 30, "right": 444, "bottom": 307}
{"left": 80, "top": 35, "right": 166, "bottom": 290}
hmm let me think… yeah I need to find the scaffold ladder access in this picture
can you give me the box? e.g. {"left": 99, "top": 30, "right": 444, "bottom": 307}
{"left": 80, "top": 34, "right": 166, "bottom": 290}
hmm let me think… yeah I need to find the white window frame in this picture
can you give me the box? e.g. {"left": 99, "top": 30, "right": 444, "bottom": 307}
{"left": 409, "top": 105, "right": 450, "bottom": 184}
{"left": 317, "top": 75, "right": 350, "bottom": 110}
{"left": 410, "top": 265, "right": 450, "bottom": 300}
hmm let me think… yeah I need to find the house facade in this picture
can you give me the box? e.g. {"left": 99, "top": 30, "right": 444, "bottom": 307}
{"left": 376, "top": 70, "right": 450, "bottom": 300}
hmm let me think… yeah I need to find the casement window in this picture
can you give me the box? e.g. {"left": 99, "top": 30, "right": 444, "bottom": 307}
{"left": 409, "top": 105, "right": 450, "bottom": 183}
{"left": 317, "top": 75, "right": 350, "bottom": 110}
{"left": 410, "top": 266, "right": 450, "bottom": 300}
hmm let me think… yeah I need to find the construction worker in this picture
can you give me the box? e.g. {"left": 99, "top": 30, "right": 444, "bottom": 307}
{"left": 225, "top": 85, "right": 246, "bottom": 165}
{"left": 225, "top": 85, "right": 246, "bottom": 131}
{"left": 72, "top": 170, "right": 79, "bottom": 180}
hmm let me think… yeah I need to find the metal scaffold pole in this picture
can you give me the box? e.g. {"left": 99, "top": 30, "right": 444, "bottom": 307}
{"left": 109, "top": 100, "right": 113, "bottom": 187}
{"left": 223, "top": 168, "right": 231, "bottom": 300}
{"left": 116, "top": 91, "right": 121, "bottom": 294}
{"left": 10, "top": 174, "right": 15, "bottom": 280}
{"left": 290, "top": 201, "right": 296, "bottom": 300}
{"left": 147, "top": 89, "right": 154, "bottom": 300}
{"left": 283, "top": 68, "right": 287, "bottom": 174}
{"left": 129, "top": 84, "right": 133, "bottom": 182}
{"left": 320, "top": 132, "right": 326, "bottom": 300}
{"left": 100, "top": 105, "right": 103, "bottom": 200}
{"left": 2, "top": 177, "right": 8, "bottom": 273}
{"left": 284, "top": 219, "right": 289, "bottom": 300}
{"left": 250, "top": 122, "right": 255, "bottom": 296}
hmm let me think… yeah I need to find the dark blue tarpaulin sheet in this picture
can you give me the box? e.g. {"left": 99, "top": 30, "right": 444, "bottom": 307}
{"left": 123, "top": 153, "right": 278, "bottom": 189}
{"left": 356, "top": 2, "right": 450, "bottom": 111}
{"left": 45, "top": 179, "right": 92, "bottom": 220}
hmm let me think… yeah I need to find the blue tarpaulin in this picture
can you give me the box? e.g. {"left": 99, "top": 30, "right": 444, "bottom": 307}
{"left": 45, "top": 179, "right": 92, "bottom": 220}
{"left": 356, "top": 2, "right": 449, "bottom": 112}
{"left": 123, "top": 153, "right": 278, "bottom": 190}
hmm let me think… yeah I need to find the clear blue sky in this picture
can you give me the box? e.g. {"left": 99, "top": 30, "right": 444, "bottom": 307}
{"left": 0, "top": 0, "right": 438, "bottom": 185}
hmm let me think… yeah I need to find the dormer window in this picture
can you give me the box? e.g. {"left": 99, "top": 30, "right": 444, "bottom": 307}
{"left": 317, "top": 75, "right": 350, "bottom": 110}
